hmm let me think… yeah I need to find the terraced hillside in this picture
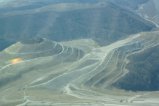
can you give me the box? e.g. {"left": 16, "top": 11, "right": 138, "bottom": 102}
{"left": 1, "top": 0, "right": 159, "bottom": 106}
{"left": 0, "top": 31, "right": 159, "bottom": 106}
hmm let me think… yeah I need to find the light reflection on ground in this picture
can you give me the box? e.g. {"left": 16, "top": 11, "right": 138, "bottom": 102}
{"left": 10, "top": 58, "right": 23, "bottom": 64}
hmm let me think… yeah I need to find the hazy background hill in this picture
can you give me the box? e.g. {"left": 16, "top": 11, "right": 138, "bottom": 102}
{"left": 109, "top": 0, "right": 148, "bottom": 10}
{"left": 136, "top": 0, "right": 159, "bottom": 27}
{"left": 0, "top": 0, "right": 156, "bottom": 51}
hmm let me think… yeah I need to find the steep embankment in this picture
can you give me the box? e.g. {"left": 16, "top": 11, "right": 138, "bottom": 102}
{"left": 114, "top": 31, "right": 159, "bottom": 91}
